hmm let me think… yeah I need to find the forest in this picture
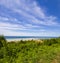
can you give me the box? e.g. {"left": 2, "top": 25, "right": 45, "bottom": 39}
{"left": 0, "top": 35, "right": 60, "bottom": 63}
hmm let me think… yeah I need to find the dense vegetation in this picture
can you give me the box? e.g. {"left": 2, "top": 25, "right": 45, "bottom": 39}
{"left": 0, "top": 35, "right": 60, "bottom": 63}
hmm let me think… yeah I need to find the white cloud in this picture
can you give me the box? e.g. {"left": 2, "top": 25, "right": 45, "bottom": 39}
{"left": 0, "top": 20, "right": 44, "bottom": 32}
{"left": 0, "top": 22, "right": 26, "bottom": 30}
{"left": 0, "top": 16, "right": 21, "bottom": 23}
{"left": 0, "top": 28, "right": 59, "bottom": 36}
{"left": 0, "top": 0, "right": 60, "bottom": 36}
{"left": 0, "top": 0, "right": 58, "bottom": 22}
{"left": 0, "top": 0, "right": 59, "bottom": 26}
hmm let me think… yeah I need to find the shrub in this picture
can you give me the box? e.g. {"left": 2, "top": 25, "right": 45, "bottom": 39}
{"left": 43, "top": 38, "right": 58, "bottom": 46}
{"left": 0, "top": 35, "right": 7, "bottom": 48}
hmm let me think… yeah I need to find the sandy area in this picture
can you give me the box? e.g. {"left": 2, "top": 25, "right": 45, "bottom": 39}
{"left": 7, "top": 38, "right": 41, "bottom": 42}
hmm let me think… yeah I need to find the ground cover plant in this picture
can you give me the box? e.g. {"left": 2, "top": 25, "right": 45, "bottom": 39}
{"left": 0, "top": 35, "right": 60, "bottom": 63}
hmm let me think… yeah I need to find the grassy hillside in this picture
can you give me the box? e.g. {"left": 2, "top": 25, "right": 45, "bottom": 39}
{"left": 0, "top": 35, "right": 60, "bottom": 63}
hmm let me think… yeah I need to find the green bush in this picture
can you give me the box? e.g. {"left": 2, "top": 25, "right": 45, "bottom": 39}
{"left": 0, "top": 36, "right": 60, "bottom": 63}
{"left": 0, "top": 35, "right": 7, "bottom": 48}
{"left": 43, "top": 38, "right": 58, "bottom": 46}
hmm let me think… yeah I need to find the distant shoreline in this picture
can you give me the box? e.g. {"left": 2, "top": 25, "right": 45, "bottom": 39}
{"left": 5, "top": 36, "right": 57, "bottom": 42}
{"left": 6, "top": 38, "right": 41, "bottom": 42}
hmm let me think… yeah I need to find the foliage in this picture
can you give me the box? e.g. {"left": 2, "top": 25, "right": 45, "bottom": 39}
{"left": 43, "top": 38, "right": 58, "bottom": 46}
{"left": 0, "top": 35, "right": 60, "bottom": 63}
{"left": 0, "top": 35, "right": 7, "bottom": 49}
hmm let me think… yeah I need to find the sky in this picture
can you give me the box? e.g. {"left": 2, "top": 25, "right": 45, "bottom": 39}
{"left": 0, "top": 0, "right": 60, "bottom": 36}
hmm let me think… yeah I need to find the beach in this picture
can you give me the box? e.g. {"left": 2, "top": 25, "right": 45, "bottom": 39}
{"left": 6, "top": 38, "right": 41, "bottom": 42}
{"left": 6, "top": 36, "right": 56, "bottom": 42}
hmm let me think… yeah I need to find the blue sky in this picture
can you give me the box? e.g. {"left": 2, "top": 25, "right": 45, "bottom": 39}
{"left": 0, "top": 0, "right": 60, "bottom": 36}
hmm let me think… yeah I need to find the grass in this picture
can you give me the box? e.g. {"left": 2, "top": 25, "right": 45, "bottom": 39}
{"left": 0, "top": 35, "right": 60, "bottom": 63}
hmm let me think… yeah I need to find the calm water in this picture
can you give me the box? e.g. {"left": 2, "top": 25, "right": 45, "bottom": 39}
{"left": 5, "top": 36, "right": 57, "bottom": 41}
